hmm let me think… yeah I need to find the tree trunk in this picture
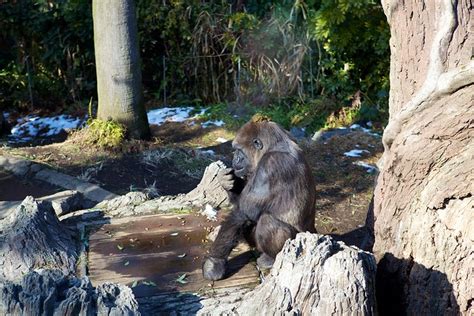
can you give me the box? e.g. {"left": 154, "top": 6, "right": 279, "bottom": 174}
{"left": 374, "top": 1, "right": 473, "bottom": 314}
{"left": 93, "top": 0, "right": 150, "bottom": 139}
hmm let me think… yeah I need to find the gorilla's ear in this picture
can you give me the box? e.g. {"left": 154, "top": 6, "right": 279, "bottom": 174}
{"left": 253, "top": 138, "right": 263, "bottom": 150}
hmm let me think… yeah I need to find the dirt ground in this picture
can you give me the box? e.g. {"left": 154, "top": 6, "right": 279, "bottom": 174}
{"left": 0, "top": 121, "right": 383, "bottom": 249}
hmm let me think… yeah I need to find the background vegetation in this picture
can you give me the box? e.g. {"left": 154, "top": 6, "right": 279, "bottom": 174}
{"left": 0, "top": 0, "right": 389, "bottom": 133}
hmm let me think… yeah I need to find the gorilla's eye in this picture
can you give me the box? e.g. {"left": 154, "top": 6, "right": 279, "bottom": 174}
{"left": 252, "top": 138, "right": 263, "bottom": 150}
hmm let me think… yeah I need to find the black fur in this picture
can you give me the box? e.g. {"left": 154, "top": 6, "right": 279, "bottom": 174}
{"left": 202, "top": 120, "right": 316, "bottom": 280}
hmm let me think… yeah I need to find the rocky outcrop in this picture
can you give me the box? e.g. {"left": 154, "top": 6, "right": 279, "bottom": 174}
{"left": 0, "top": 270, "right": 139, "bottom": 316}
{"left": 0, "top": 196, "right": 77, "bottom": 282}
{"left": 0, "top": 197, "right": 140, "bottom": 315}
{"left": 199, "top": 233, "right": 377, "bottom": 315}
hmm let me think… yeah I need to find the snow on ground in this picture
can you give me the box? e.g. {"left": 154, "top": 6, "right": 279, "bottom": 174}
{"left": 202, "top": 120, "right": 225, "bottom": 128}
{"left": 6, "top": 106, "right": 226, "bottom": 143}
{"left": 10, "top": 115, "right": 85, "bottom": 142}
{"left": 199, "top": 149, "right": 216, "bottom": 156}
{"left": 350, "top": 122, "right": 380, "bottom": 137}
{"left": 200, "top": 203, "right": 218, "bottom": 221}
{"left": 216, "top": 137, "right": 228, "bottom": 143}
{"left": 147, "top": 107, "right": 205, "bottom": 125}
{"left": 343, "top": 149, "right": 370, "bottom": 157}
{"left": 353, "top": 161, "right": 378, "bottom": 173}
{"left": 147, "top": 107, "right": 225, "bottom": 128}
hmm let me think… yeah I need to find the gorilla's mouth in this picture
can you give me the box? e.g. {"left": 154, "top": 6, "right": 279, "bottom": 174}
{"left": 234, "top": 167, "right": 246, "bottom": 178}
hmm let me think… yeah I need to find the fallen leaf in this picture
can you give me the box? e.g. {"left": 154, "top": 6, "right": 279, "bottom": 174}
{"left": 176, "top": 273, "right": 188, "bottom": 284}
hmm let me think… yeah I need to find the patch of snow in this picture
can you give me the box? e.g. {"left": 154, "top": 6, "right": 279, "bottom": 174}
{"left": 353, "top": 161, "right": 378, "bottom": 173}
{"left": 216, "top": 137, "right": 228, "bottom": 143}
{"left": 347, "top": 122, "right": 380, "bottom": 137}
{"left": 202, "top": 120, "right": 225, "bottom": 128}
{"left": 343, "top": 149, "right": 370, "bottom": 158}
{"left": 201, "top": 203, "right": 218, "bottom": 221}
{"left": 10, "top": 114, "right": 85, "bottom": 141}
{"left": 199, "top": 149, "right": 215, "bottom": 156}
{"left": 147, "top": 107, "right": 207, "bottom": 126}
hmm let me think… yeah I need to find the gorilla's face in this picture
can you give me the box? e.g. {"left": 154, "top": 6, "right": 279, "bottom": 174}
{"left": 232, "top": 147, "right": 249, "bottom": 178}
{"left": 232, "top": 137, "right": 263, "bottom": 179}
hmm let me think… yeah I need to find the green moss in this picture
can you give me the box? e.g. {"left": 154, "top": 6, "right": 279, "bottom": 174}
{"left": 82, "top": 119, "right": 126, "bottom": 149}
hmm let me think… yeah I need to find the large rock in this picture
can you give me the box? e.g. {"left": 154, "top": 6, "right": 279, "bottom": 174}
{"left": 0, "top": 270, "right": 139, "bottom": 316}
{"left": 199, "top": 233, "right": 377, "bottom": 315}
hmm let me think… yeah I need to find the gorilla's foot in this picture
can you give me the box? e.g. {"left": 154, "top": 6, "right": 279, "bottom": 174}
{"left": 202, "top": 257, "right": 227, "bottom": 280}
{"left": 257, "top": 253, "right": 275, "bottom": 269}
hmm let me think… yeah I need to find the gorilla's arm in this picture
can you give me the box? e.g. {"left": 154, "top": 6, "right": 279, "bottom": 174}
{"left": 203, "top": 211, "right": 251, "bottom": 280}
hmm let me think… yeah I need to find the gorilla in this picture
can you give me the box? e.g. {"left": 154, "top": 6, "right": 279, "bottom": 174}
{"left": 203, "top": 117, "right": 316, "bottom": 281}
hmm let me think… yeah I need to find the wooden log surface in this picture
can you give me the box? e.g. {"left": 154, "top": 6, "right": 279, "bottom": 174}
{"left": 88, "top": 213, "right": 260, "bottom": 299}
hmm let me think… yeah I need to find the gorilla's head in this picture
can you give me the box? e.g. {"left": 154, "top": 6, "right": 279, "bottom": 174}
{"left": 231, "top": 118, "right": 299, "bottom": 179}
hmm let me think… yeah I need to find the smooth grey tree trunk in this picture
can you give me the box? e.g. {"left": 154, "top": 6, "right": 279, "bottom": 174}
{"left": 93, "top": 0, "right": 150, "bottom": 139}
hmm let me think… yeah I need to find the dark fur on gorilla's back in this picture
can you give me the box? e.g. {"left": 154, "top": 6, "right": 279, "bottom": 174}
{"left": 203, "top": 117, "right": 316, "bottom": 281}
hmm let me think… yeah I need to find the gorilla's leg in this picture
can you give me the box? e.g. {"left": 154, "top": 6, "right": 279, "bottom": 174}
{"left": 203, "top": 213, "right": 247, "bottom": 280}
{"left": 254, "top": 213, "right": 298, "bottom": 268}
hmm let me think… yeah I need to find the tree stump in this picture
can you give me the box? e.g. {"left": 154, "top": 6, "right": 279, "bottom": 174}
{"left": 0, "top": 196, "right": 77, "bottom": 282}
{"left": 0, "top": 270, "right": 139, "bottom": 316}
{"left": 98, "top": 161, "right": 229, "bottom": 217}
{"left": 199, "top": 233, "right": 377, "bottom": 315}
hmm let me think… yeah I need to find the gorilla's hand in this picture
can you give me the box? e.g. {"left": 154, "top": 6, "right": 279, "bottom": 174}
{"left": 217, "top": 167, "right": 235, "bottom": 191}
{"left": 202, "top": 257, "right": 226, "bottom": 280}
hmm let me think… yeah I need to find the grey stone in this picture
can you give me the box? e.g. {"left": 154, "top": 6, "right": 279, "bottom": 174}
{"left": 0, "top": 155, "right": 32, "bottom": 176}
{"left": 40, "top": 190, "right": 84, "bottom": 216}
{"left": 35, "top": 168, "right": 118, "bottom": 202}
{"left": 0, "top": 270, "right": 140, "bottom": 316}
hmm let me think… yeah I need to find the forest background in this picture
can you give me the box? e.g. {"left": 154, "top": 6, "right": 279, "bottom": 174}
{"left": 0, "top": 0, "right": 389, "bottom": 133}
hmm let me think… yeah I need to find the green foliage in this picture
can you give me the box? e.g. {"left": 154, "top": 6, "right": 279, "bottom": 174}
{"left": 81, "top": 119, "right": 126, "bottom": 149}
{"left": 311, "top": 0, "right": 390, "bottom": 103}
{"left": 1, "top": 0, "right": 390, "bottom": 128}
{"left": 0, "top": 0, "right": 94, "bottom": 110}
